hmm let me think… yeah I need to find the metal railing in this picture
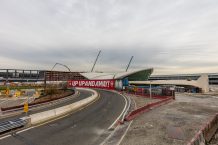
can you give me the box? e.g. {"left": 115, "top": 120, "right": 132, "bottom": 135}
{"left": 0, "top": 118, "right": 27, "bottom": 134}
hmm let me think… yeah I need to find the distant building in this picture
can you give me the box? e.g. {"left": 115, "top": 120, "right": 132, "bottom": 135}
{"left": 0, "top": 68, "right": 215, "bottom": 93}
{"left": 131, "top": 74, "right": 209, "bottom": 93}
{"left": 148, "top": 73, "right": 218, "bottom": 85}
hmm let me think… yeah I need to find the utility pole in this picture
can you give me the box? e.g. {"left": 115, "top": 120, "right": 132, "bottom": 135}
{"left": 126, "top": 56, "right": 134, "bottom": 72}
{"left": 44, "top": 71, "right": 46, "bottom": 92}
{"left": 91, "top": 50, "right": 101, "bottom": 72}
{"left": 149, "top": 81, "right": 152, "bottom": 99}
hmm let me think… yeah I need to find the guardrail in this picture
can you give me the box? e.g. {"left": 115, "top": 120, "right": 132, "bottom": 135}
{"left": 0, "top": 118, "right": 27, "bottom": 134}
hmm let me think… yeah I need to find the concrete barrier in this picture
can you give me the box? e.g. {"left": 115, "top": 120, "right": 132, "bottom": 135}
{"left": 187, "top": 113, "right": 218, "bottom": 145}
{"left": 125, "top": 97, "right": 173, "bottom": 121}
{"left": 29, "top": 88, "right": 98, "bottom": 125}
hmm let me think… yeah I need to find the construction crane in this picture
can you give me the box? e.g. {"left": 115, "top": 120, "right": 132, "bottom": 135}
{"left": 126, "top": 56, "right": 134, "bottom": 72}
{"left": 91, "top": 50, "right": 101, "bottom": 72}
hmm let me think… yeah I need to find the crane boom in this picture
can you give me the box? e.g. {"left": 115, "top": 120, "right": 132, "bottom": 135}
{"left": 126, "top": 56, "right": 134, "bottom": 72}
{"left": 91, "top": 50, "right": 101, "bottom": 72}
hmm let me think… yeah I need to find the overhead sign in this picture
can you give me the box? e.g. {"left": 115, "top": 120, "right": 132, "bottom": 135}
{"left": 68, "top": 80, "right": 115, "bottom": 90}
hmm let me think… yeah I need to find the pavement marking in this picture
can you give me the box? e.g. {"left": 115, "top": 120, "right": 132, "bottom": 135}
{"left": 0, "top": 134, "right": 11, "bottom": 140}
{"left": 108, "top": 92, "right": 128, "bottom": 130}
{"left": 116, "top": 95, "right": 137, "bottom": 145}
{"left": 116, "top": 120, "right": 133, "bottom": 145}
{"left": 121, "top": 94, "right": 131, "bottom": 122}
{"left": 0, "top": 113, "right": 71, "bottom": 141}
{"left": 100, "top": 95, "right": 137, "bottom": 145}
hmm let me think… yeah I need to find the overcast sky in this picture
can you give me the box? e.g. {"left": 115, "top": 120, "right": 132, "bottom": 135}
{"left": 0, "top": 0, "right": 218, "bottom": 74}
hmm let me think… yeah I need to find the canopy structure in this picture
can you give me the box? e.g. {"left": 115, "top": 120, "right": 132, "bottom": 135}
{"left": 80, "top": 68, "right": 153, "bottom": 81}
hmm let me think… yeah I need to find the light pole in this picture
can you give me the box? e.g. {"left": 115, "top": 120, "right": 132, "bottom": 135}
{"left": 149, "top": 81, "right": 152, "bottom": 99}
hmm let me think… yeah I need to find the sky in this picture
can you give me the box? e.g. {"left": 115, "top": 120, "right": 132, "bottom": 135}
{"left": 0, "top": 0, "right": 218, "bottom": 75}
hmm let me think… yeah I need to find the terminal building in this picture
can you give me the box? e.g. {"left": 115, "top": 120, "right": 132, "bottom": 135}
{"left": 131, "top": 74, "right": 209, "bottom": 93}
{"left": 0, "top": 68, "right": 216, "bottom": 93}
{"left": 0, "top": 68, "right": 153, "bottom": 89}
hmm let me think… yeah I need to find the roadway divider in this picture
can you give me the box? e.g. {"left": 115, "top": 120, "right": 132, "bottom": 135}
{"left": 29, "top": 88, "right": 98, "bottom": 125}
{"left": 125, "top": 97, "right": 173, "bottom": 121}
{"left": 187, "top": 113, "right": 218, "bottom": 145}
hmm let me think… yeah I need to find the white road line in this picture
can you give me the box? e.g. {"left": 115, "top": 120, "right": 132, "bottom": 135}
{"left": 116, "top": 94, "right": 137, "bottom": 145}
{"left": 0, "top": 134, "right": 11, "bottom": 140}
{"left": 121, "top": 94, "right": 131, "bottom": 122}
{"left": 108, "top": 91, "right": 128, "bottom": 130}
{"left": 116, "top": 121, "right": 133, "bottom": 145}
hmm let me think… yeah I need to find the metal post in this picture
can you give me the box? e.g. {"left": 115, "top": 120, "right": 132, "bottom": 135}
{"left": 150, "top": 81, "right": 152, "bottom": 99}
{"left": 6, "top": 69, "right": 9, "bottom": 96}
{"left": 26, "top": 95, "right": 29, "bottom": 116}
{"left": 44, "top": 71, "right": 46, "bottom": 92}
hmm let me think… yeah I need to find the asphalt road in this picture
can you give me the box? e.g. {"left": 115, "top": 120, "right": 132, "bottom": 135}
{"left": 0, "top": 89, "right": 92, "bottom": 122}
{"left": 0, "top": 89, "right": 125, "bottom": 145}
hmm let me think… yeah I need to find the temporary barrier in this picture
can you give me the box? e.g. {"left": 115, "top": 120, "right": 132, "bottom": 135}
{"left": 68, "top": 80, "right": 115, "bottom": 90}
{"left": 125, "top": 97, "right": 173, "bottom": 121}
{"left": 187, "top": 113, "right": 218, "bottom": 145}
{"left": 29, "top": 88, "right": 98, "bottom": 125}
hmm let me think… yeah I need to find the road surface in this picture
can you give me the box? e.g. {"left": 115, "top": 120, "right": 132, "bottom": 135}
{"left": 0, "top": 89, "right": 125, "bottom": 145}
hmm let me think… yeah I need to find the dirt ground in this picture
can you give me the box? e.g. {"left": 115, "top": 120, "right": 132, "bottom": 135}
{"left": 120, "top": 93, "right": 218, "bottom": 145}
{"left": 126, "top": 94, "right": 160, "bottom": 108}
{"left": 33, "top": 90, "right": 73, "bottom": 103}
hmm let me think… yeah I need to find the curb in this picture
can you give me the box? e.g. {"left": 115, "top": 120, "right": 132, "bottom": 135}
{"left": 28, "top": 88, "right": 99, "bottom": 126}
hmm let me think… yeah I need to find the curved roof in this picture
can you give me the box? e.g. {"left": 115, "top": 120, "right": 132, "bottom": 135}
{"left": 80, "top": 68, "right": 153, "bottom": 81}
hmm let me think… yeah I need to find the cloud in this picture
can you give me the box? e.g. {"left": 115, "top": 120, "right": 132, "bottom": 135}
{"left": 0, "top": 0, "right": 218, "bottom": 74}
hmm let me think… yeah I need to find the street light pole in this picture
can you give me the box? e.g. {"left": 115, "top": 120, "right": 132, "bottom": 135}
{"left": 149, "top": 81, "right": 152, "bottom": 99}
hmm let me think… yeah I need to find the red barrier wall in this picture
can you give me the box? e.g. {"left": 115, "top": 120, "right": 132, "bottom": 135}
{"left": 68, "top": 80, "right": 115, "bottom": 90}
{"left": 187, "top": 113, "right": 218, "bottom": 145}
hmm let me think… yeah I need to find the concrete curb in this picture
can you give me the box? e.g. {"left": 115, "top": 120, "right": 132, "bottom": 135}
{"left": 125, "top": 97, "right": 173, "bottom": 121}
{"left": 28, "top": 88, "right": 98, "bottom": 126}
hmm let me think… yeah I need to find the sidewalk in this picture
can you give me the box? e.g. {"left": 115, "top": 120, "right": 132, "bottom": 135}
{"left": 120, "top": 93, "right": 218, "bottom": 145}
